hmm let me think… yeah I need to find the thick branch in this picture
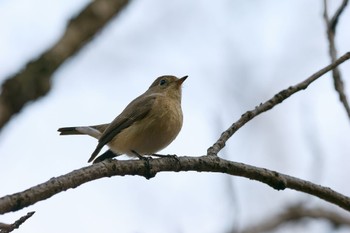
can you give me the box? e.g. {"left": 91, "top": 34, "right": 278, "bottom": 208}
{"left": 207, "top": 52, "right": 350, "bottom": 155}
{"left": 0, "top": 0, "right": 129, "bottom": 132}
{"left": 0, "top": 156, "right": 349, "bottom": 214}
{"left": 323, "top": 0, "right": 350, "bottom": 119}
{"left": 240, "top": 204, "right": 350, "bottom": 233}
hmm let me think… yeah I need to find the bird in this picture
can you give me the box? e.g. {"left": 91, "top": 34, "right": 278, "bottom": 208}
{"left": 58, "top": 75, "right": 187, "bottom": 163}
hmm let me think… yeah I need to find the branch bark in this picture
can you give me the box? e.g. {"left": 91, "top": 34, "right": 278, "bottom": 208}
{"left": 0, "top": 156, "right": 350, "bottom": 214}
{"left": 0, "top": 0, "right": 130, "bottom": 132}
{"left": 1, "top": 52, "right": 350, "bottom": 215}
{"left": 0, "top": 211, "right": 35, "bottom": 233}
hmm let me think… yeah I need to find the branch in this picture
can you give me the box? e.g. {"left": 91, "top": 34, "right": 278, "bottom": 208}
{"left": 0, "top": 0, "right": 129, "bottom": 132}
{"left": 1, "top": 156, "right": 350, "bottom": 214}
{"left": 323, "top": 0, "right": 350, "bottom": 120}
{"left": 325, "top": 0, "right": 348, "bottom": 33}
{"left": 240, "top": 204, "right": 350, "bottom": 233}
{"left": 0, "top": 211, "right": 35, "bottom": 233}
{"left": 207, "top": 52, "right": 350, "bottom": 156}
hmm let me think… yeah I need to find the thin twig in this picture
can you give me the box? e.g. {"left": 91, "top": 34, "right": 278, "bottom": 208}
{"left": 323, "top": 0, "right": 350, "bottom": 120}
{"left": 328, "top": 0, "right": 349, "bottom": 33}
{"left": 207, "top": 52, "right": 350, "bottom": 156}
{"left": 0, "top": 211, "right": 35, "bottom": 233}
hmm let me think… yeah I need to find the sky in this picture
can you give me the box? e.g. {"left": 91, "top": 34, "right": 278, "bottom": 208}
{"left": 0, "top": 0, "right": 350, "bottom": 233}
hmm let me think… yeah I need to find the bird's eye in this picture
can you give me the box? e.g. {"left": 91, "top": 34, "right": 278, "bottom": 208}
{"left": 159, "top": 79, "right": 167, "bottom": 86}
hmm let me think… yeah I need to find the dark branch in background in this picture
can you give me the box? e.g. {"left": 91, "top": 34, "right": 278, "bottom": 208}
{"left": 207, "top": 52, "right": 350, "bottom": 156}
{"left": 326, "top": 0, "right": 348, "bottom": 33}
{"left": 240, "top": 204, "right": 350, "bottom": 233}
{"left": 323, "top": 0, "right": 350, "bottom": 119}
{"left": 0, "top": 52, "right": 350, "bottom": 215}
{"left": 0, "top": 211, "right": 35, "bottom": 233}
{"left": 0, "top": 0, "right": 130, "bottom": 132}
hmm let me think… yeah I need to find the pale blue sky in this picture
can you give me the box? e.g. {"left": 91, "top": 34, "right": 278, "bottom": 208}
{"left": 1, "top": 1, "right": 350, "bottom": 232}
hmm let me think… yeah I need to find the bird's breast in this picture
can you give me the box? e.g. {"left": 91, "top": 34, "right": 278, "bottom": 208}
{"left": 108, "top": 97, "right": 183, "bottom": 156}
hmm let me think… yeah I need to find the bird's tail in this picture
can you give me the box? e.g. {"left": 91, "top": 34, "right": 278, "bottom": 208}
{"left": 58, "top": 124, "right": 109, "bottom": 139}
{"left": 57, "top": 127, "right": 83, "bottom": 135}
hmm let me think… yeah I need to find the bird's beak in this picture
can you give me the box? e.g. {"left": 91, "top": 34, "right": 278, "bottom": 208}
{"left": 177, "top": 75, "right": 188, "bottom": 86}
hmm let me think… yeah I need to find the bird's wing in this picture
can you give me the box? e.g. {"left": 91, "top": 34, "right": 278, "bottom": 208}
{"left": 88, "top": 94, "right": 156, "bottom": 162}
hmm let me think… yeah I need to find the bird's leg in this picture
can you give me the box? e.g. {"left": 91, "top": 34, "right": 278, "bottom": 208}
{"left": 152, "top": 153, "right": 180, "bottom": 163}
{"left": 131, "top": 150, "right": 148, "bottom": 160}
{"left": 151, "top": 153, "right": 168, "bottom": 158}
{"left": 131, "top": 150, "right": 154, "bottom": 179}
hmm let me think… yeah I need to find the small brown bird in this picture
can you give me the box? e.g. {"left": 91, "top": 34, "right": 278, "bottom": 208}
{"left": 58, "top": 75, "right": 187, "bottom": 163}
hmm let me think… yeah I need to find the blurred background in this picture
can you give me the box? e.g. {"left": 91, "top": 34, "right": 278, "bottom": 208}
{"left": 0, "top": 0, "right": 350, "bottom": 232}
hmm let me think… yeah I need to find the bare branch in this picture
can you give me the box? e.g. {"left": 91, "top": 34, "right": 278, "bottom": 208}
{"left": 0, "top": 155, "right": 350, "bottom": 214}
{"left": 0, "top": 211, "right": 35, "bottom": 233}
{"left": 240, "top": 204, "right": 350, "bottom": 233}
{"left": 207, "top": 52, "right": 350, "bottom": 156}
{"left": 326, "top": 0, "right": 349, "bottom": 33}
{"left": 323, "top": 0, "right": 350, "bottom": 120}
{"left": 0, "top": 0, "right": 129, "bottom": 132}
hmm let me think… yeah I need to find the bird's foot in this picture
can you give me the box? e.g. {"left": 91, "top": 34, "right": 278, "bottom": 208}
{"left": 131, "top": 150, "right": 154, "bottom": 179}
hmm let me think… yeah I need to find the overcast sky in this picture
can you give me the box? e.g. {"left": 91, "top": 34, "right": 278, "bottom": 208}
{"left": 1, "top": 0, "right": 350, "bottom": 233}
